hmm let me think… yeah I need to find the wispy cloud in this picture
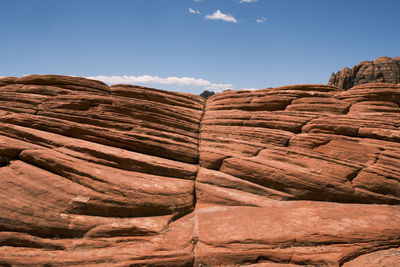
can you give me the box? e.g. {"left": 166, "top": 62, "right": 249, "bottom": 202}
{"left": 87, "top": 75, "right": 233, "bottom": 92}
{"left": 194, "top": 0, "right": 202, "bottom": 2}
{"left": 239, "top": 0, "right": 258, "bottom": 3}
{"left": 189, "top": 8, "right": 200, "bottom": 14}
{"left": 256, "top": 17, "right": 267, "bottom": 23}
{"left": 205, "top": 10, "right": 237, "bottom": 23}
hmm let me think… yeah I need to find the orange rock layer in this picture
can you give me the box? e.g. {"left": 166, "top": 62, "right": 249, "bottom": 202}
{"left": 0, "top": 75, "right": 399, "bottom": 266}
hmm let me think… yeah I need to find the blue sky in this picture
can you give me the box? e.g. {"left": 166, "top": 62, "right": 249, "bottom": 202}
{"left": 1, "top": 0, "right": 399, "bottom": 94}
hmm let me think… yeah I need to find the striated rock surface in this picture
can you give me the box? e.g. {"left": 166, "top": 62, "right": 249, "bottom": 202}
{"left": 0, "top": 75, "right": 400, "bottom": 266}
{"left": 329, "top": 56, "right": 400, "bottom": 90}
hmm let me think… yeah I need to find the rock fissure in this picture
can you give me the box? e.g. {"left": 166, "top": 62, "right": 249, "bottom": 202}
{"left": 191, "top": 96, "right": 208, "bottom": 266}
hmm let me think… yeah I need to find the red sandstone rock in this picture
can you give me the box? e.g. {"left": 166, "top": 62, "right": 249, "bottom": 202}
{"left": 17, "top": 74, "right": 110, "bottom": 93}
{"left": 194, "top": 203, "right": 400, "bottom": 266}
{"left": 342, "top": 248, "right": 400, "bottom": 267}
{"left": 0, "top": 75, "right": 400, "bottom": 266}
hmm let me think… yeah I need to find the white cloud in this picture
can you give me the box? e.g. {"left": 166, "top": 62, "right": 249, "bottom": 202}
{"left": 240, "top": 0, "right": 258, "bottom": 3}
{"left": 189, "top": 8, "right": 200, "bottom": 14}
{"left": 194, "top": 0, "right": 202, "bottom": 2}
{"left": 87, "top": 75, "right": 233, "bottom": 92}
{"left": 205, "top": 10, "right": 237, "bottom": 23}
{"left": 256, "top": 17, "right": 267, "bottom": 23}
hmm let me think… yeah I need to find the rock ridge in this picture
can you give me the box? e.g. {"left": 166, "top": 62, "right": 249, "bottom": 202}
{"left": 0, "top": 75, "right": 400, "bottom": 266}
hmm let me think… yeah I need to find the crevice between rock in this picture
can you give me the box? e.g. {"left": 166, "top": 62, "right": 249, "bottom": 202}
{"left": 191, "top": 97, "right": 208, "bottom": 266}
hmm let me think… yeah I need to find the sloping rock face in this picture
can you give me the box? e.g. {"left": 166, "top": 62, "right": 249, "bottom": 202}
{"left": 329, "top": 56, "right": 400, "bottom": 90}
{"left": 0, "top": 75, "right": 400, "bottom": 266}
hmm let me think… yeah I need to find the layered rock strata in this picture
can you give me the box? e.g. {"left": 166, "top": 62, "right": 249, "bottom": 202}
{"left": 0, "top": 75, "right": 399, "bottom": 266}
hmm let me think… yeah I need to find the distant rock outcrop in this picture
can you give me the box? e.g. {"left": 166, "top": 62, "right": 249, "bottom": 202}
{"left": 329, "top": 56, "right": 400, "bottom": 90}
{"left": 200, "top": 90, "right": 215, "bottom": 99}
{"left": 0, "top": 75, "right": 400, "bottom": 266}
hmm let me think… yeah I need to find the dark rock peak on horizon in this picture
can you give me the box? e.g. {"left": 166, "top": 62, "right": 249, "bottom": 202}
{"left": 200, "top": 90, "right": 215, "bottom": 99}
{"left": 329, "top": 56, "right": 400, "bottom": 90}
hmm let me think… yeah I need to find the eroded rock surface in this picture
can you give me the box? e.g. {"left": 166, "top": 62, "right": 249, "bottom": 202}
{"left": 329, "top": 56, "right": 400, "bottom": 90}
{"left": 0, "top": 75, "right": 399, "bottom": 266}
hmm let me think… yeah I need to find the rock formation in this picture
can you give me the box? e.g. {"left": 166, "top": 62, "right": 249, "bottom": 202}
{"left": 329, "top": 56, "right": 400, "bottom": 90}
{"left": 199, "top": 90, "right": 215, "bottom": 99}
{"left": 0, "top": 75, "right": 400, "bottom": 266}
